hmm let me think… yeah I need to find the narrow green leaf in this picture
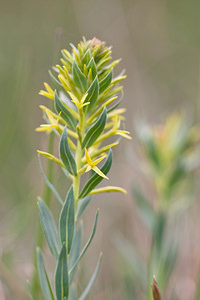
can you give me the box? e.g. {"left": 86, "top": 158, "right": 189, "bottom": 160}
{"left": 69, "top": 210, "right": 99, "bottom": 275}
{"left": 69, "top": 284, "right": 77, "bottom": 300}
{"left": 38, "top": 197, "right": 61, "bottom": 259}
{"left": 132, "top": 187, "right": 155, "bottom": 230}
{"left": 76, "top": 196, "right": 92, "bottom": 220}
{"left": 59, "top": 186, "right": 75, "bottom": 254}
{"left": 60, "top": 127, "right": 77, "bottom": 176}
{"left": 87, "top": 57, "right": 97, "bottom": 79}
{"left": 114, "top": 234, "right": 147, "bottom": 287}
{"left": 94, "top": 47, "right": 111, "bottom": 64}
{"left": 82, "top": 49, "right": 91, "bottom": 66}
{"left": 27, "top": 281, "right": 34, "bottom": 300}
{"left": 38, "top": 154, "right": 63, "bottom": 205}
{"left": 154, "top": 212, "right": 167, "bottom": 256}
{"left": 68, "top": 223, "right": 82, "bottom": 268}
{"left": 79, "top": 149, "right": 112, "bottom": 199}
{"left": 84, "top": 76, "right": 99, "bottom": 112}
{"left": 79, "top": 254, "right": 102, "bottom": 300}
{"left": 54, "top": 91, "right": 77, "bottom": 131}
{"left": 37, "top": 248, "right": 55, "bottom": 300}
{"left": 107, "top": 90, "right": 124, "bottom": 113}
{"left": 69, "top": 222, "right": 83, "bottom": 283}
{"left": 99, "top": 70, "right": 113, "bottom": 94}
{"left": 55, "top": 244, "right": 69, "bottom": 300}
{"left": 72, "top": 61, "right": 87, "bottom": 93}
{"left": 49, "top": 70, "right": 63, "bottom": 90}
{"left": 82, "top": 108, "right": 107, "bottom": 149}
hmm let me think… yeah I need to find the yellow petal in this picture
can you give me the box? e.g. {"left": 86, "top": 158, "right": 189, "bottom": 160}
{"left": 85, "top": 148, "right": 93, "bottom": 166}
{"left": 92, "top": 154, "right": 107, "bottom": 166}
{"left": 35, "top": 125, "right": 52, "bottom": 133}
{"left": 44, "top": 82, "right": 54, "bottom": 94}
{"left": 85, "top": 165, "right": 92, "bottom": 172}
{"left": 39, "top": 90, "right": 54, "bottom": 100}
{"left": 92, "top": 166, "right": 109, "bottom": 180}
{"left": 116, "top": 131, "right": 132, "bottom": 140}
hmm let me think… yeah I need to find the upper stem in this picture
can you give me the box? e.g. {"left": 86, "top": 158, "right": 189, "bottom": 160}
{"left": 73, "top": 109, "right": 86, "bottom": 209}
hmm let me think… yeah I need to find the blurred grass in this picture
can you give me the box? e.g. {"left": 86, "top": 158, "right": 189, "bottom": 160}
{"left": 1, "top": 0, "right": 200, "bottom": 299}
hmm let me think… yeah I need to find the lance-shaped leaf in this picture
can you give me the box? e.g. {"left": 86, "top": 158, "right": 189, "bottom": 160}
{"left": 82, "top": 49, "right": 91, "bottom": 66}
{"left": 55, "top": 244, "right": 69, "bottom": 300}
{"left": 49, "top": 70, "right": 64, "bottom": 90}
{"left": 76, "top": 195, "right": 92, "bottom": 220}
{"left": 69, "top": 210, "right": 99, "bottom": 275}
{"left": 132, "top": 186, "right": 155, "bottom": 230}
{"left": 38, "top": 197, "right": 61, "bottom": 259}
{"left": 37, "top": 248, "right": 55, "bottom": 300}
{"left": 54, "top": 91, "right": 77, "bottom": 131}
{"left": 69, "top": 223, "right": 83, "bottom": 283}
{"left": 38, "top": 154, "right": 63, "bottom": 205}
{"left": 72, "top": 61, "right": 87, "bottom": 93}
{"left": 84, "top": 76, "right": 99, "bottom": 112}
{"left": 60, "top": 127, "right": 77, "bottom": 176}
{"left": 107, "top": 90, "right": 124, "bottom": 113}
{"left": 79, "top": 254, "right": 102, "bottom": 300}
{"left": 82, "top": 108, "right": 107, "bottom": 149}
{"left": 69, "top": 284, "right": 77, "bottom": 300}
{"left": 99, "top": 70, "right": 113, "bottom": 94}
{"left": 79, "top": 149, "right": 112, "bottom": 199}
{"left": 87, "top": 57, "right": 97, "bottom": 79}
{"left": 59, "top": 186, "right": 75, "bottom": 254}
{"left": 27, "top": 281, "right": 34, "bottom": 300}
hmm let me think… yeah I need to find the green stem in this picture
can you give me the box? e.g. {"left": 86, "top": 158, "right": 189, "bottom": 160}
{"left": 31, "top": 131, "right": 55, "bottom": 299}
{"left": 73, "top": 110, "right": 86, "bottom": 209}
{"left": 147, "top": 208, "right": 167, "bottom": 300}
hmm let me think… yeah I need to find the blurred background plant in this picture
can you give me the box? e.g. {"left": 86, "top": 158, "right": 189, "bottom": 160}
{"left": 115, "top": 113, "right": 200, "bottom": 299}
{"left": 1, "top": 0, "right": 200, "bottom": 299}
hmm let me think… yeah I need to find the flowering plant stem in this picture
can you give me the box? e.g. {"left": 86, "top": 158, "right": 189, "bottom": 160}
{"left": 29, "top": 38, "right": 129, "bottom": 300}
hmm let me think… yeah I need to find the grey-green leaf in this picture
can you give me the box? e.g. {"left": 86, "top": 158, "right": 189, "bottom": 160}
{"left": 82, "top": 49, "right": 91, "bottom": 66}
{"left": 59, "top": 186, "right": 75, "bottom": 254}
{"left": 107, "top": 90, "right": 124, "bottom": 113}
{"left": 84, "top": 76, "right": 99, "bottom": 112}
{"left": 79, "top": 149, "right": 112, "bottom": 199}
{"left": 60, "top": 127, "right": 77, "bottom": 175}
{"left": 27, "top": 281, "right": 34, "bottom": 300}
{"left": 38, "top": 154, "right": 63, "bottom": 205}
{"left": 49, "top": 70, "right": 64, "bottom": 90}
{"left": 55, "top": 244, "right": 69, "bottom": 300}
{"left": 82, "top": 107, "right": 107, "bottom": 149}
{"left": 54, "top": 91, "right": 77, "bottom": 131}
{"left": 132, "top": 187, "right": 155, "bottom": 230}
{"left": 37, "top": 248, "right": 55, "bottom": 300}
{"left": 69, "top": 222, "right": 83, "bottom": 284}
{"left": 69, "top": 284, "right": 77, "bottom": 300}
{"left": 99, "top": 70, "right": 113, "bottom": 94}
{"left": 38, "top": 197, "right": 61, "bottom": 259}
{"left": 72, "top": 61, "right": 87, "bottom": 93}
{"left": 69, "top": 210, "right": 99, "bottom": 275}
{"left": 87, "top": 57, "right": 97, "bottom": 79}
{"left": 79, "top": 254, "right": 102, "bottom": 300}
{"left": 76, "top": 196, "right": 92, "bottom": 220}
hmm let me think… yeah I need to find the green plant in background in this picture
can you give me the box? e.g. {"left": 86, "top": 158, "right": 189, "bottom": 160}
{"left": 29, "top": 37, "right": 130, "bottom": 300}
{"left": 116, "top": 113, "right": 199, "bottom": 299}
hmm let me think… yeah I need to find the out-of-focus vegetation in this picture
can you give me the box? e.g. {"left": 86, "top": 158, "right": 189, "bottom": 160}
{"left": 1, "top": 0, "right": 200, "bottom": 299}
{"left": 116, "top": 113, "right": 199, "bottom": 299}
